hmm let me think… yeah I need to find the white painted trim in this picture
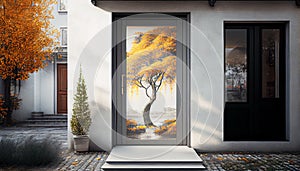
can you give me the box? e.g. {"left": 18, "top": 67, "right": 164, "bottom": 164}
{"left": 33, "top": 72, "right": 41, "bottom": 112}
{"left": 60, "top": 26, "right": 68, "bottom": 47}
{"left": 54, "top": 61, "right": 57, "bottom": 114}
{"left": 58, "top": 0, "right": 68, "bottom": 13}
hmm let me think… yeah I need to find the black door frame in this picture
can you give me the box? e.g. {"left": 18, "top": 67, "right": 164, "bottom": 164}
{"left": 111, "top": 13, "right": 191, "bottom": 146}
{"left": 224, "top": 23, "right": 286, "bottom": 141}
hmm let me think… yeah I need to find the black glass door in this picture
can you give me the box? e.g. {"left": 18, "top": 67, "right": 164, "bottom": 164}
{"left": 224, "top": 23, "right": 286, "bottom": 141}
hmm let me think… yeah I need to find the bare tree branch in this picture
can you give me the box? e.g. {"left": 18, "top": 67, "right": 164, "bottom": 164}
{"left": 152, "top": 72, "right": 160, "bottom": 83}
{"left": 133, "top": 71, "right": 166, "bottom": 99}
{"left": 144, "top": 87, "right": 150, "bottom": 98}
{"left": 156, "top": 72, "right": 165, "bottom": 92}
{"left": 134, "top": 75, "right": 151, "bottom": 98}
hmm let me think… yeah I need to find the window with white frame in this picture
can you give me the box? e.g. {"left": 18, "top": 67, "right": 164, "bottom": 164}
{"left": 58, "top": 0, "right": 67, "bottom": 12}
{"left": 61, "top": 27, "right": 67, "bottom": 46}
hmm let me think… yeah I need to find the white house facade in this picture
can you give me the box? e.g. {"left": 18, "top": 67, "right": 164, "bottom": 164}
{"left": 12, "top": 0, "right": 68, "bottom": 121}
{"left": 68, "top": 0, "right": 300, "bottom": 153}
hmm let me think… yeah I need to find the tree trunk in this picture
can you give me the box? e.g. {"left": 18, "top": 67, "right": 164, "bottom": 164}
{"left": 143, "top": 99, "right": 155, "bottom": 127}
{"left": 143, "top": 84, "right": 156, "bottom": 127}
{"left": 3, "top": 78, "right": 12, "bottom": 125}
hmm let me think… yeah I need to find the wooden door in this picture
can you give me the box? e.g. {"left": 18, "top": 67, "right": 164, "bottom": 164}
{"left": 57, "top": 64, "right": 68, "bottom": 114}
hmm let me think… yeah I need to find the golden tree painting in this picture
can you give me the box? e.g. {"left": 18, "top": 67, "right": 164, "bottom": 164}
{"left": 126, "top": 26, "right": 177, "bottom": 129}
{"left": 0, "top": 0, "right": 59, "bottom": 124}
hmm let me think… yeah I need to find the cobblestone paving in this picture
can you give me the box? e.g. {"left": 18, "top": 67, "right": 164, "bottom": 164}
{"left": 1, "top": 127, "right": 300, "bottom": 170}
{"left": 56, "top": 152, "right": 108, "bottom": 171}
{"left": 54, "top": 152, "right": 300, "bottom": 171}
{"left": 200, "top": 153, "right": 300, "bottom": 171}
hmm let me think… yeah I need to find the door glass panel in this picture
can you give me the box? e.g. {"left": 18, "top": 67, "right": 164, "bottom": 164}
{"left": 225, "top": 29, "right": 247, "bottom": 102}
{"left": 126, "top": 26, "right": 177, "bottom": 140}
{"left": 262, "top": 29, "right": 280, "bottom": 98}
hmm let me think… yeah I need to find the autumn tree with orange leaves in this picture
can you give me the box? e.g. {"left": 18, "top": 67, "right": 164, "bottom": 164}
{"left": 127, "top": 27, "right": 176, "bottom": 127}
{"left": 0, "top": 0, "right": 59, "bottom": 124}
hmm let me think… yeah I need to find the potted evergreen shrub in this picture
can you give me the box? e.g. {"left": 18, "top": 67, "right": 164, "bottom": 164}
{"left": 71, "top": 66, "right": 91, "bottom": 152}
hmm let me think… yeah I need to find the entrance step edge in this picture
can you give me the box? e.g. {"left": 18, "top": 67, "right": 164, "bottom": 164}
{"left": 102, "top": 162, "right": 206, "bottom": 170}
{"left": 106, "top": 146, "right": 203, "bottom": 163}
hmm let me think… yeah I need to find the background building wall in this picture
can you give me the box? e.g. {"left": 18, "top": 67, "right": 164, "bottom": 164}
{"left": 68, "top": 0, "right": 300, "bottom": 151}
{"left": 13, "top": 1, "right": 68, "bottom": 121}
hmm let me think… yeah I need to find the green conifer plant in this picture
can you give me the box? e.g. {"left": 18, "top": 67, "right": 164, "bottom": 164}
{"left": 71, "top": 66, "right": 91, "bottom": 135}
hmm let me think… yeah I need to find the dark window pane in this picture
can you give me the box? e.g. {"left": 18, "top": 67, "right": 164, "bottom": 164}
{"left": 262, "top": 29, "right": 280, "bottom": 98}
{"left": 61, "top": 28, "right": 67, "bottom": 46}
{"left": 225, "top": 29, "right": 247, "bottom": 102}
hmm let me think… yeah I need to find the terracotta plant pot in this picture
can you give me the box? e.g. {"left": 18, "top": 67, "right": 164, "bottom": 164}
{"left": 73, "top": 135, "right": 89, "bottom": 152}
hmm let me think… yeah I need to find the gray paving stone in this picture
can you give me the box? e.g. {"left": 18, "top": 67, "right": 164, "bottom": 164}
{"left": 1, "top": 127, "right": 300, "bottom": 170}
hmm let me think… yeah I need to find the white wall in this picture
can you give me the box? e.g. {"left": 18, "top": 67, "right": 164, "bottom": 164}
{"left": 13, "top": 76, "right": 35, "bottom": 121}
{"left": 40, "top": 63, "right": 55, "bottom": 114}
{"left": 14, "top": 64, "right": 55, "bottom": 121}
{"left": 69, "top": 0, "right": 300, "bottom": 151}
{"left": 68, "top": 0, "right": 112, "bottom": 151}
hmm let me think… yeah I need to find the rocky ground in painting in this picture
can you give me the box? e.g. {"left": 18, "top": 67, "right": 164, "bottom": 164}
{"left": 127, "top": 110, "right": 176, "bottom": 140}
{"left": 0, "top": 127, "right": 300, "bottom": 170}
{"left": 127, "top": 110, "right": 176, "bottom": 126}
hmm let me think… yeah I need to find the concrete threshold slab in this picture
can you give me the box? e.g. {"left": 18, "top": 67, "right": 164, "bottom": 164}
{"left": 106, "top": 146, "right": 203, "bottom": 163}
{"left": 102, "top": 162, "right": 205, "bottom": 170}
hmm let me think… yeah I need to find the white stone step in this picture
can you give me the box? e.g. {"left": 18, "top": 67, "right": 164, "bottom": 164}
{"left": 106, "top": 146, "right": 202, "bottom": 163}
{"left": 102, "top": 162, "right": 205, "bottom": 170}
{"left": 102, "top": 146, "right": 205, "bottom": 170}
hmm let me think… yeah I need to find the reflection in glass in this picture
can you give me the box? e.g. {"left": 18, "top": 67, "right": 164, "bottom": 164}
{"left": 126, "top": 26, "right": 177, "bottom": 140}
{"left": 262, "top": 29, "right": 280, "bottom": 98}
{"left": 225, "top": 29, "right": 247, "bottom": 102}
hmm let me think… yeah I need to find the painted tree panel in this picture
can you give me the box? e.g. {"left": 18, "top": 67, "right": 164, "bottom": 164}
{"left": 126, "top": 26, "right": 177, "bottom": 140}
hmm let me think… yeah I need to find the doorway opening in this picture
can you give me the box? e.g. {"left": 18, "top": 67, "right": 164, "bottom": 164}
{"left": 57, "top": 63, "right": 68, "bottom": 114}
{"left": 112, "top": 13, "right": 190, "bottom": 146}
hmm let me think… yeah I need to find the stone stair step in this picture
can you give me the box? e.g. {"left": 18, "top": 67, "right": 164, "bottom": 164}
{"left": 23, "top": 124, "right": 67, "bottom": 127}
{"left": 21, "top": 113, "right": 68, "bottom": 128}
{"left": 24, "top": 121, "right": 67, "bottom": 125}
{"left": 106, "top": 146, "right": 203, "bottom": 163}
{"left": 26, "top": 119, "right": 67, "bottom": 122}
{"left": 42, "top": 114, "right": 67, "bottom": 116}
{"left": 102, "top": 146, "right": 205, "bottom": 170}
{"left": 102, "top": 162, "right": 206, "bottom": 170}
{"left": 29, "top": 116, "right": 67, "bottom": 120}
{"left": 32, "top": 114, "right": 67, "bottom": 118}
